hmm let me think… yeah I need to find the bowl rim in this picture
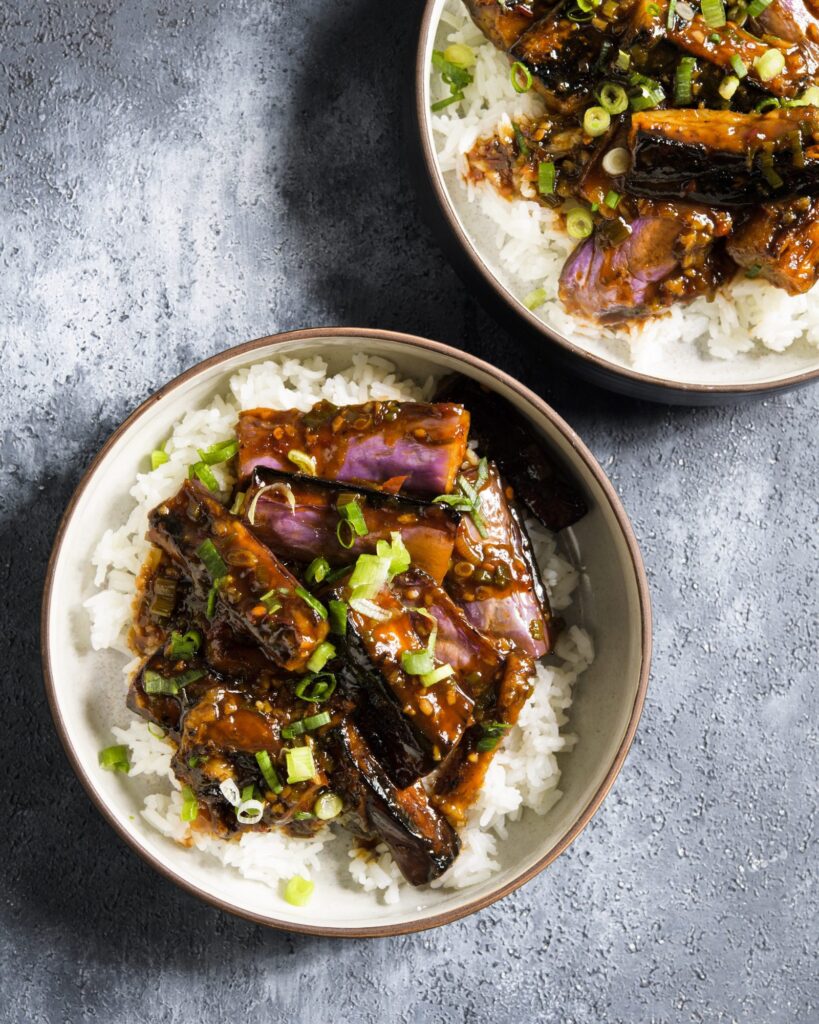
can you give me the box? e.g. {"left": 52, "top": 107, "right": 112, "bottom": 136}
{"left": 414, "top": 0, "right": 819, "bottom": 400}
{"left": 40, "top": 325, "right": 652, "bottom": 937}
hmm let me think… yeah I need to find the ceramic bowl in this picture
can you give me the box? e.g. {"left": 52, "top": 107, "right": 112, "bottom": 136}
{"left": 411, "top": 0, "right": 819, "bottom": 405}
{"left": 41, "top": 327, "right": 651, "bottom": 935}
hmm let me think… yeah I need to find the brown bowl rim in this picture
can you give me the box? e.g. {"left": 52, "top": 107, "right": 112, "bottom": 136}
{"left": 414, "top": 0, "right": 819, "bottom": 399}
{"left": 40, "top": 326, "right": 652, "bottom": 938}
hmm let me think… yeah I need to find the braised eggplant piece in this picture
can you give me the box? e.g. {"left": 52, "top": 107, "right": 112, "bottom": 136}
{"left": 433, "top": 650, "right": 535, "bottom": 829}
{"left": 243, "top": 468, "right": 458, "bottom": 583}
{"left": 331, "top": 718, "right": 460, "bottom": 885}
{"left": 127, "top": 649, "right": 217, "bottom": 736}
{"left": 667, "top": 15, "right": 817, "bottom": 98}
{"left": 726, "top": 195, "right": 819, "bottom": 294}
{"left": 463, "top": 0, "right": 552, "bottom": 50}
{"left": 236, "top": 401, "right": 470, "bottom": 496}
{"left": 434, "top": 375, "right": 587, "bottom": 531}
{"left": 443, "top": 462, "right": 553, "bottom": 658}
{"left": 626, "top": 109, "right": 819, "bottom": 207}
{"left": 147, "top": 479, "right": 329, "bottom": 672}
{"left": 750, "top": 0, "right": 819, "bottom": 44}
{"left": 559, "top": 204, "right": 734, "bottom": 321}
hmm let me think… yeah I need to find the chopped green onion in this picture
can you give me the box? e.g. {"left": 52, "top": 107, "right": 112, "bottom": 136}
{"left": 328, "top": 599, "right": 348, "bottom": 636}
{"left": 431, "top": 93, "right": 463, "bottom": 112}
{"left": 197, "top": 438, "right": 239, "bottom": 465}
{"left": 197, "top": 538, "right": 228, "bottom": 580}
{"left": 230, "top": 490, "right": 246, "bottom": 514}
{"left": 348, "top": 596, "right": 393, "bottom": 621}
{"left": 293, "top": 811, "right": 315, "bottom": 821}
{"left": 795, "top": 86, "right": 819, "bottom": 106}
{"left": 598, "top": 82, "right": 628, "bottom": 115}
{"left": 442, "top": 43, "right": 475, "bottom": 68}
{"left": 577, "top": 0, "right": 601, "bottom": 10}
{"left": 375, "top": 532, "right": 411, "bottom": 577}
{"left": 190, "top": 461, "right": 220, "bottom": 491}
{"left": 285, "top": 746, "right": 316, "bottom": 783}
{"left": 566, "top": 207, "right": 594, "bottom": 240}
{"left": 523, "top": 287, "right": 548, "bottom": 310}
{"left": 336, "top": 519, "right": 355, "bottom": 548}
{"left": 583, "top": 105, "right": 611, "bottom": 137}
{"left": 758, "top": 150, "right": 784, "bottom": 188}
{"left": 538, "top": 160, "right": 556, "bottom": 195}
{"left": 284, "top": 875, "right": 315, "bottom": 906}
{"left": 616, "top": 49, "right": 631, "bottom": 71}
{"left": 401, "top": 649, "right": 436, "bottom": 676}
{"left": 604, "top": 190, "right": 621, "bottom": 209}
{"left": 295, "top": 586, "right": 328, "bottom": 619}
{"left": 236, "top": 797, "right": 264, "bottom": 825}
{"left": 754, "top": 48, "right": 785, "bottom": 82}
{"left": 304, "top": 556, "right": 331, "bottom": 585}
{"left": 348, "top": 553, "right": 391, "bottom": 600}
{"left": 144, "top": 667, "right": 206, "bottom": 695}
{"left": 337, "top": 497, "right": 368, "bottom": 537}
{"left": 755, "top": 96, "right": 780, "bottom": 113}
{"left": 147, "top": 723, "right": 166, "bottom": 739}
{"left": 180, "top": 785, "right": 199, "bottom": 821}
{"left": 420, "top": 663, "right": 455, "bottom": 688}
{"left": 258, "top": 588, "right": 282, "bottom": 614}
{"left": 602, "top": 147, "right": 630, "bottom": 175}
{"left": 730, "top": 54, "right": 748, "bottom": 78}
{"left": 295, "top": 671, "right": 337, "bottom": 702}
{"left": 701, "top": 0, "right": 726, "bottom": 26}
{"left": 282, "top": 719, "right": 306, "bottom": 739}
{"left": 745, "top": 262, "right": 763, "bottom": 279}
{"left": 719, "top": 75, "right": 740, "bottom": 100}
{"left": 512, "top": 121, "right": 530, "bottom": 157}
{"left": 476, "top": 720, "right": 511, "bottom": 752}
{"left": 287, "top": 449, "right": 317, "bottom": 475}
{"left": 151, "top": 449, "right": 169, "bottom": 471}
{"left": 98, "top": 744, "right": 130, "bottom": 773}
{"left": 167, "top": 629, "right": 202, "bottom": 660}
{"left": 745, "top": 0, "right": 772, "bottom": 15}
{"left": 674, "top": 56, "right": 696, "bottom": 105}
{"left": 708, "top": 32, "right": 721, "bottom": 42}
{"left": 219, "top": 778, "right": 241, "bottom": 806}
{"left": 206, "top": 582, "right": 220, "bottom": 619}
{"left": 510, "top": 60, "right": 533, "bottom": 93}
{"left": 303, "top": 711, "right": 331, "bottom": 731}
{"left": 667, "top": 0, "right": 677, "bottom": 26}
{"left": 307, "top": 641, "right": 336, "bottom": 673}
{"left": 255, "top": 750, "right": 284, "bottom": 794}
{"left": 314, "top": 792, "right": 344, "bottom": 820}
{"left": 646, "top": 2, "right": 660, "bottom": 13}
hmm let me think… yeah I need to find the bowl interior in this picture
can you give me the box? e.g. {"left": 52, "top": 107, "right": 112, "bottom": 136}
{"left": 43, "top": 331, "right": 649, "bottom": 934}
{"left": 419, "top": 0, "right": 819, "bottom": 394}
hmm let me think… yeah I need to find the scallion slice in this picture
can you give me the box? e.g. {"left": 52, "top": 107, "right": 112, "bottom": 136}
{"left": 745, "top": 0, "right": 772, "bottom": 15}
{"left": 305, "top": 556, "right": 331, "bottom": 585}
{"left": 375, "top": 532, "right": 411, "bottom": 577}
{"left": 295, "top": 671, "right": 337, "bottom": 703}
{"left": 602, "top": 147, "right": 630, "bottom": 175}
{"left": 401, "top": 649, "right": 436, "bottom": 676}
{"left": 180, "top": 785, "right": 199, "bottom": 822}
{"left": 206, "top": 582, "right": 220, "bottom": 619}
{"left": 236, "top": 797, "right": 264, "bottom": 825}
{"left": 718, "top": 75, "right": 740, "bottom": 100}
{"left": 197, "top": 438, "right": 239, "bottom": 465}
{"left": 443, "top": 43, "right": 475, "bottom": 68}
{"left": 348, "top": 553, "right": 391, "bottom": 600}
{"left": 98, "top": 744, "right": 130, "bottom": 773}
{"left": 420, "top": 663, "right": 455, "bottom": 688}
{"left": 510, "top": 60, "right": 533, "bottom": 93}
{"left": 303, "top": 711, "right": 331, "bottom": 731}
{"left": 295, "top": 586, "right": 328, "bottom": 619}
{"left": 616, "top": 49, "right": 631, "bottom": 71}
{"left": 230, "top": 490, "right": 246, "bottom": 514}
{"left": 348, "top": 596, "right": 393, "bottom": 621}
{"left": 583, "top": 105, "right": 611, "bottom": 137}
{"left": 476, "top": 720, "right": 511, "bottom": 752}
{"left": 745, "top": 262, "right": 763, "bottom": 279}
{"left": 523, "top": 287, "right": 547, "bottom": 310}
{"left": 701, "top": 0, "right": 726, "bottom": 26}
{"left": 219, "top": 778, "right": 241, "bottom": 807}
{"left": 307, "top": 641, "right": 336, "bottom": 674}
{"left": 754, "top": 48, "right": 785, "bottom": 82}
{"left": 314, "top": 792, "right": 344, "bottom": 820}
{"left": 284, "top": 875, "right": 315, "bottom": 906}
{"left": 255, "top": 750, "right": 284, "bottom": 794}
{"left": 598, "top": 82, "right": 628, "bottom": 115}
{"left": 538, "top": 160, "right": 556, "bottom": 195}
{"left": 144, "top": 667, "right": 206, "bottom": 695}
{"left": 604, "top": 190, "right": 621, "bottom": 209}
{"left": 190, "top": 461, "right": 220, "bottom": 491}
{"left": 285, "top": 746, "right": 316, "bottom": 783}
{"left": 151, "top": 448, "right": 169, "bottom": 471}
{"left": 674, "top": 56, "right": 696, "bottom": 105}
{"left": 755, "top": 96, "right": 780, "bottom": 113}
{"left": 566, "top": 207, "right": 594, "bottom": 240}
{"left": 287, "top": 449, "right": 317, "bottom": 475}
{"left": 667, "top": 0, "right": 677, "bottom": 27}
{"left": 730, "top": 54, "right": 748, "bottom": 78}
{"left": 328, "top": 599, "right": 348, "bottom": 636}
{"left": 337, "top": 497, "right": 368, "bottom": 537}
{"left": 512, "top": 121, "right": 530, "bottom": 157}
{"left": 258, "top": 588, "right": 282, "bottom": 614}
{"left": 197, "top": 538, "right": 228, "bottom": 580}
{"left": 167, "top": 629, "right": 201, "bottom": 660}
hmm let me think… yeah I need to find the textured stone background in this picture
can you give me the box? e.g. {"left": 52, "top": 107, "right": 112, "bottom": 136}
{"left": 1, "top": 1, "right": 816, "bottom": 1021}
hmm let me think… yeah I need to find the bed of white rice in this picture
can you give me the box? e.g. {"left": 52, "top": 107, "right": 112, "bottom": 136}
{"left": 85, "top": 353, "right": 593, "bottom": 904}
{"left": 430, "top": 0, "right": 819, "bottom": 367}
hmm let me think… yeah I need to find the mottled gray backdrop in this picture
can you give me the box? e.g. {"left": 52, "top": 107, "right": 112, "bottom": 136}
{"left": 1, "top": 1, "right": 816, "bottom": 1021}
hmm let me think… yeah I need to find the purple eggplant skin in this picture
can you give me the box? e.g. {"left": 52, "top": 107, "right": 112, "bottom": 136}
{"left": 750, "top": 0, "right": 819, "bottom": 40}
{"left": 443, "top": 462, "right": 552, "bottom": 659}
{"left": 433, "top": 376, "right": 587, "bottom": 532}
{"left": 329, "top": 718, "right": 460, "bottom": 886}
{"left": 243, "top": 468, "right": 458, "bottom": 584}
{"left": 236, "top": 401, "right": 470, "bottom": 497}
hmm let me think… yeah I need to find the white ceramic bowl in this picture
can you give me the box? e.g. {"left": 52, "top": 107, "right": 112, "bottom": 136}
{"left": 41, "top": 328, "right": 651, "bottom": 935}
{"left": 413, "top": 0, "right": 819, "bottom": 404}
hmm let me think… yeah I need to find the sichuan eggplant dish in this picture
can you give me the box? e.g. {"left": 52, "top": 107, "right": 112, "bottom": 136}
{"left": 90, "top": 357, "right": 593, "bottom": 904}
{"left": 430, "top": 0, "right": 819, "bottom": 344}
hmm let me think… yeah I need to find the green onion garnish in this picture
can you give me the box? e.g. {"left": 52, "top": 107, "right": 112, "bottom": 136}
{"left": 583, "top": 105, "right": 611, "bottom": 137}
{"left": 745, "top": 263, "right": 763, "bottom": 279}
{"left": 293, "top": 811, "right": 314, "bottom": 821}
{"left": 674, "top": 56, "right": 696, "bottom": 106}
{"left": 431, "top": 49, "right": 474, "bottom": 112}
{"left": 510, "top": 61, "right": 533, "bottom": 93}
{"left": 197, "top": 438, "right": 239, "bottom": 465}
{"left": 282, "top": 720, "right": 306, "bottom": 739}
{"left": 313, "top": 792, "right": 343, "bottom": 820}
{"left": 236, "top": 794, "right": 264, "bottom": 825}
{"left": 167, "top": 629, "right": 202, "bottom": 660}
{"left": 431, "top": 93, "right": 463, "bottom": 112}
{"left": 754, "top": 48, "right": 785, "bottom": 82}
{"left": 512, "top": 121, "right": 530, "bottom": 157}
{"left": 348, "top": 552, "right": 391, "bottom": 600}
{"left": 604, "top": 190, "right": 621, "bottom": 209}
{"left": 328, "top": 599, "right": 348, "bottom": 636}
{"left": 98, "top": 744, "right": 130, "bottom": 773}
{"left": 151, "top": 448, "right": 169, "bottom": 471}
{"left": 616, "top": 49, "right": 630, "bottom": 71}
{"left": 230, "top": 490, "right": 246, "bottom": 515}
{"left": 283, "top": 875, "right": 315, "bottom": 906}
{"left": 746, "top": 0, "right": 772, "bottom": 14}
{"left": 708, "top": 32, "right": 721, "bottom": 42}
{"left": 295, "top": 586, "right": 328, "bottom": 619}
{"left": 197, "top": 538, "right": 228, "bottom": 580}
{"left": 538, "top": 160, "right": 556, "bottom": 195}
{"left": 307, "top": 641, "right": 336, "bottom": 674}
{"left": 303, "top": 711, "right": 331, "bottom": 731}
{"left": 523, "top": 287, "right": 547, "bottom": 310}
{"left": 336, "top": 519, "right": 355, "bottom": 548}
{"left": 432, "top": 463, "right": 489, "bottom": 539}
{"left": 375, "top": 532, "right": 411, "bottom": 577}
{"left": 144, "top": 667, "right": 206, "bottom": 695}
{"left": 255, "top": 750, "right": 283, "bottom": 794}
{"left": 305, "top": 556, "right": 332, "bottom": 585}
{"left": 180, "top": 785, "right": 199, "bottom": 822}
{"left": 476, "top": 720, "right": 511, "bottom": 753}
{"left": 701, "top": 0, "right": 726, "bottom": 26}
{"left": 566, "top": 207, "right": 594, "bottom": 240}
{"left": 729, "top": 54, "right": 748, "bottom": 78}
{"left": 442, "top": 43, "right": 475, "bottom": 69}
{"left": 285, "top": 746, "right": 316, "bottom": 783}
{"left": 755, "top": 96, "right": 780, "bottom": 113}
{"left": 646, "top": 2, "right": 660, "bottom": 13}
{"left": 420, "top": 663, "right": 455, "bottom": 688}
{"left": 190, "top": 461, "right": 219, "bottom": 491}
{"left": 401, "top": 649, "right": 436, "bottom": 676}
{"left": 295, "top": 672, "right": 337, "bottom": 703}
{"left": 719, "top": 75, "right": 740, "bottom": 100}
{"left": 206, "top": 582, "right": 220, "bottom": 619}
{"left": 337, "top": 497, "right": 368, "bottom": 537}
{"left": 287, "top": 449, "right": 317, "bottom": 476}
{"left": 598, "top": 82, "right": 628, "bottom": 115}
{"left": 667, "top": 0, "right": 677, "bottom": 27}
{"left": 259, "top": 588, "right": 282, "bottom": 614}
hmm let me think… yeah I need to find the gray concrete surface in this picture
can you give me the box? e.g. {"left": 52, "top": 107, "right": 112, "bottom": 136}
{"left": 1, "top": 1, "right": 816, "bottom": 1021}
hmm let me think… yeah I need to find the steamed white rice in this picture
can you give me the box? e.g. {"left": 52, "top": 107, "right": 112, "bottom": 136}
{"left": 430, "top": 0, "right": 819, "bottom": 366}
{"left": 86, "top": 354, "right": 592, "bottom": 904}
